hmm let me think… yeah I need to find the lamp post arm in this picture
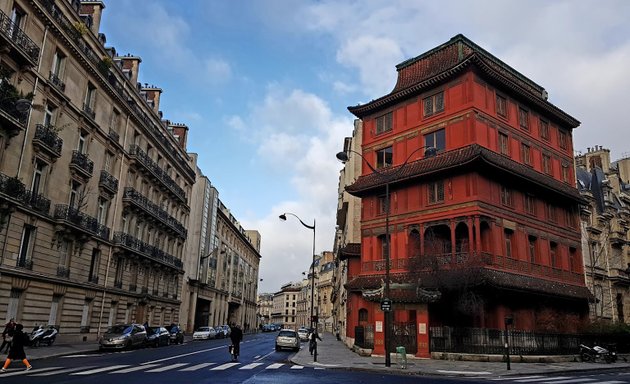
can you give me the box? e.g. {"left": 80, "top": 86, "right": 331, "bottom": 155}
{"left": 282, "top": 212, "right": 315, "bottom": 230}
{"left": 341, "top": 145, "right": 436, "bottom": 180}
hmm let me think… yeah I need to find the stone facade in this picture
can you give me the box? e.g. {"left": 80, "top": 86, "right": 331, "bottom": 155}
{"left": 270, "top": 282, "right": 300, "bottom": 328}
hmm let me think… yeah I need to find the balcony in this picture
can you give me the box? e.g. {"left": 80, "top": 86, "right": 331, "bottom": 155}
{"left": 0, "top": 9, "right": 40, "bottom": 67}
{"left": 108, "top": 128, "right": 120, "bottom": 144}
{"left": 16, "top": 258, "right": 33, "bottom": 270}
{"left": 57, "top": 266, "right": 70, "bottom": 278}
{"left": 33, "top": 124, "right": 63, "bottom": 158}
{"left": 0, "top": 96, "right": 29, "bottom": 139}
{"left": 99, "top": 170, "right": 118, "bottom": 194}
{"left": 48, "top": 72, "right": 65, "bottom": 92}
{"left": 0, "top": 172, "right": 51, "bottom": 215}
{"left": 128, "top": 145, "right": 187, "bottom": 204}
{"left": 82, "top": 103, "right": 95, "bottom": 120}
{"left": 53, "top": 204, "right": 110, "bottom": 240}
{"left": 112, "top": 231, "right": 184, "bottom": 270}
{"left": 70, "top": 150, "right": 94, "bottom": 178}
{"left": 122, "top": 187, "right": 187, "bottom": 238}
{"left": 114, "top": 281, "right": 123, "bottom": 289}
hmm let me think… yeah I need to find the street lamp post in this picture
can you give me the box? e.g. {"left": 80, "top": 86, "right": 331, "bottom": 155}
{"left": 336, "top": 145, "right": 436, "bottom": 367}
{"left": 279, "top": 212, "right": 317, "bottom": 361}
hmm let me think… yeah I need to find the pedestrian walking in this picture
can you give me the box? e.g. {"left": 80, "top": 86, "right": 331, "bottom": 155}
{"left": 308, "top": 328, "right": 322, "bottom": 355}
{"left": 0, "top": 324, "right": 32, "bottom": 372}
{"left": 229, "top": 323, "right": 243, "bottom": 361}
{"left": 0, "top": 319, "right": 16, "bottom": 354}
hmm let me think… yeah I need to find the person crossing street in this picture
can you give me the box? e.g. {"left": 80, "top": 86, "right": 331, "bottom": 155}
{"left": 0, "top": 324, "right": 31, "bottom": 372}
{"left": 229, "top": 323, "right": 243, "bottom": 361}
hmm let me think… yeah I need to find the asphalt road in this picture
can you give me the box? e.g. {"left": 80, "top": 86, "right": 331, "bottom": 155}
{"left": 2, "top": 333, "right": 630, "bottom": 384}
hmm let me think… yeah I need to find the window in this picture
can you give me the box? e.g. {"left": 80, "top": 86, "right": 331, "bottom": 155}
{"left": 547, "top": 203, "right": 557, "bottom": 223}
{"left": 423, "top": 91, "right": 444, "bottom": 117}
{"left": 561, "top": 163, "right": 569, "bottom": 183}
{"left": 550, "top": 242, "right": 558, "bottom": 268}
{"left": 375, "top": 112, "right": 393, "bottom": 134}
{"left": 524, "top": 194, "right": 536, "bottom": 215}
{"left": 493, "top": 94, "right": 507, "bottom": 119}
{"left": 500, "top": 186, "right": 513, "bottom": 207}
{"left": 114, "top": 257, "right": 124, "bottom": 287}
{"left": 521, "top": 143, "right": 531, "bottom": 165}
{"left": 528, "top": 235, "right": 537, "bottom": 263}
{"left": 499, "top": 132, "right": 509, "bottom": 155}
{"left": 31, "top": 160, "right": 47, "bottom": 195}
{"left": 539, "top": 119, "right": 549, "bottom": 141}
{"left": 104, "top": 152, "right": 113, "bottom": 172}
{"left": 565, "top": 207, "right": 577, "bottom": 228}
{"left": 77, "top": 130, "right": 88, "bottom": 153}
{"left": 69, "top": 180, "right": 81, "bottom": 208}
{"left": 58, "top": 240, "right": 71, "bottom": 269}
{"left": 428, "top": 181, "right": 444, "bottom": 204}
{"left": 43, "top": 104, "right": 56, "bottom": 127}
{"left": 504, "top": 230, "right": 513, "bottom": 259}
{"left": 377, "top": 194, "right": 388, "bottom": 215}
{"left": 97, "top": 198, "right": 108, "bottom": 224}
{"left": 9, "top": 5, "right": 25, "bottom": 38}
{"left": 558, "top": 129, "right": 568, "bottom": 149}
{"left": 51, "top": 50, "right": 65, "bottom": 77}
{"left": 424, "top": 128, "right": 445, "bottom": 152}
{"left": 108, "top": 302, "right": 117, "bottom": 327}
{"left": 569, "top": 247, "right": 577, "bottom": 272}
{"left": 6, "top": 289, "right": 22, "bottom": 322}
{"left": 542, "top": 154, "right": 552, "bottom": 174}
{"left": 121, "top": 213, "right": 129, "bottom": 232}
{"left": 80, "top": 299, "right": 92, "bottom": 332}
{"left": 17, "top": 225, "right": 34, "bottom": 268}
{"left": 110, "top": 109, "right": 120, "bottom": 131}
{"left": 85, "top": 82, "right": 96, "bottom": 109}
{"left": 376, "top": 147, "right": 392, "bottom": 169}
{"left": 518, "top": 107, "right": 529, "bottom": 130}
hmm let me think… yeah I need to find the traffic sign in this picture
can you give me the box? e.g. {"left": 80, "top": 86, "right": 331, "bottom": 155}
{"left": 381, "top": 298, "right": 392, "bottom": 312}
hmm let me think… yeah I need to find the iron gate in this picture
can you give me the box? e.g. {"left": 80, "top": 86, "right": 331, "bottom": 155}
{"left": 390, "top": 322, "right": 416, "bottom": 353}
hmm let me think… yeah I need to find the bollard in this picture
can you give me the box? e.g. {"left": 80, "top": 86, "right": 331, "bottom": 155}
{"left": 396, "top": 346, "right": 407, "bottom": 369}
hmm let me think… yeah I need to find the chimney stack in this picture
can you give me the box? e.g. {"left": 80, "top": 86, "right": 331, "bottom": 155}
{"left": 140, "top": 84, "right": 163, "bottom": 114}
{"left": 115, "top": 54, "right": 142, "bottom": 85}
{"left": 79, "top": 1, "right": 106, "bottom": 36}
{"left": 167, "top": 122, "right": 189, "bottom": 150}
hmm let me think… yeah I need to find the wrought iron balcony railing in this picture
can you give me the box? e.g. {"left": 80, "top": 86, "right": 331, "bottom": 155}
{"left": 48, "top": 71, "right": 65, "bottom": 92}
{"left": 16, "top": 258, "right": 33, "bottom": 270}
{"left": 114, "top": 281, "right": 123, "bottom": 289}
{"left": 82, "top": 103, "right": 95, "bottom": 120}
{"left": 0, "top": 173, "right": 51, "bottom": 214}
{"left": 112, "top": 231, "right": 184, "bottom": 270}
{"left": 53, "top": 204, "right": 110, "bottom": 240}
{"left": 70, "top": 150, "right": 94, "bottom": 177}
{"left": 122, "top": 187, "right": 187, "bottom": 238}
{"left": 57, "top": 265, "right": 70, "bottom": 278}
{"left": 0, "top": 9, "right": 40, "bottom": 65}
{"left": 128, "top": 145, "right": 187, "bottom": 203}
{"left": 108, "top": 128, "right": 120, "bottom": 144}
{"left": 99, "top": 170, "right": 118, "bottom": 193}
{"left": 33, "top": 124, "right": 63, "bottom": 157}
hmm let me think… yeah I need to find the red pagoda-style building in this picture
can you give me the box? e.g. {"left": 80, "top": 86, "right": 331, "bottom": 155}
{"left": 342, "top": 34, "right": 590, "bottom": 358}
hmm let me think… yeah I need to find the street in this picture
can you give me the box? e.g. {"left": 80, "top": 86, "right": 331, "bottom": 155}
{"left": 2, "top": 333, "right": 630, "bottom": 384}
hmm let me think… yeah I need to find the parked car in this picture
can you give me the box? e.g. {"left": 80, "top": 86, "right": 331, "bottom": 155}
{"left": 297, "top": 327, "right": 309, "bottom": 342}
{"left": 192, "top": 326, "right": 217, "bottom": 341}
{"left": 164, "top": 324, "right": 184, "bottom": 344}
{"left": 99, "top": 324, "right": 147, "bottom": 350}
{"left": 146, "top": 326, "right": 170, "bottom": 347}
{"left": 275, "top": 329, "right": 300, "bottom": 352}
{"left": 215, "top": 325, "right": 231, "bottom": 338}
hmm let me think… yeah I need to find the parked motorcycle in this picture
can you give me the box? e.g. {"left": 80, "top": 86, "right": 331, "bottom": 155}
{"left": 29, "top": 325, "right": 58, "bottom": 347}
{"left": 579, "top": 343, "right": 615, "bottom": 363}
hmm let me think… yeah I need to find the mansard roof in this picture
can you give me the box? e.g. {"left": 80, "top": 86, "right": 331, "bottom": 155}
{"left": 348, "top": 34, "right": 579, "bottom": 128}
{"left": 345, "top": 144, "right": 586, "bottom": 204}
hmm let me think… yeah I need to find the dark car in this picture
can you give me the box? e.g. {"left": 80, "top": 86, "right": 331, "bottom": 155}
{"left": 99, "top": 324, "right": 147, "bottom": 350}
{"left": 146, "top": 326, "right": 170, "bottom": 347}
{"left": 165, "top": 324, "right": 184, "bottom": 344}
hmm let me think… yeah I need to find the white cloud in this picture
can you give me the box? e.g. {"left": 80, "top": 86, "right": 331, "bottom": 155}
{"left": 204, "top": 58, "right": 232, "bottom": 83}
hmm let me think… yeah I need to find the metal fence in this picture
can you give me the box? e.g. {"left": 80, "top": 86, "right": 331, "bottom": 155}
{"left": 430, "top": 326, "right": 630, "bottom": 355}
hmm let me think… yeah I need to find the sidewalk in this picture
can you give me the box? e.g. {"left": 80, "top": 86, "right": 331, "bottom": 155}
{"left": 290, "top": 332, "right": 630, "bottom": 378}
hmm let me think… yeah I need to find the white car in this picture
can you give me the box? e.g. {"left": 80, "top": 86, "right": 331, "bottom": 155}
{"left": 297, "top": 327, "right": 309, "bottom": 341}
{"left": 275, "top": 329, "right": 300, "bottom": 351}
{"left": 192, "top": 326, "right": 217, "bottom": 340}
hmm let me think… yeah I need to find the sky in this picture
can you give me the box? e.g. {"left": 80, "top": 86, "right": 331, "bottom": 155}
{"left": 99, "top": 0, "right": 630, "bottom": 294}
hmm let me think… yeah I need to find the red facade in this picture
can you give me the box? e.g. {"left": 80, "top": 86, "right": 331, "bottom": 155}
{"left": 343, "top": 34, "right": 590, "bottom": 357}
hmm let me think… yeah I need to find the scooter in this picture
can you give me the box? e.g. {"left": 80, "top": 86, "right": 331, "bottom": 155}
{"left": 579, "top": 343, "right": 615, "bottom": 363}
{"left": 29, "top": 325, "right": 58, "bottom": 347}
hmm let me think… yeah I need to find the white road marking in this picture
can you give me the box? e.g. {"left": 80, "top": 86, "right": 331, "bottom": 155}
{"left": 538, "top": 379, "right": 595, "bottom": 384}
{"left": 254, "top": 351, "right": 276, "bottom": 362}
{"left": 0, "top": 366, "right": 62, "bottom": 376}
{"left": 31, "top": 366, "right": 95, "bottom": 376}
{"left": 240, "top": 363, "right": 263, "bottom": 370}
{"left": 146, "top": 363, "right": 188, "bottom": 372}
{"left": 71, "top": 365, "right": 130, "bottom": 375}
{"left": 180, "top": 363, "right": 215, "bottom": 371}
{"left": 210, "top": 362, "right": 240, "bottom": 370}
{"left": 142, "top": 345, "right": 225, "bottom": 365}
{"left": 290, "top": 365, "right": 304, "bottom": 369}
{"left": 491, "top": 377, "right": 544, "bottom": 381}
{"left": 591, "top": 381, "right": 627, "bottom": 384}
{"left": 266, "top": 363, "right": 283, "bottom": 369}
{"left": 112, "top": 364, "right": 160, "bottom": 373}
{"left": 436, "top": 370, "right": 492, "bottom": 375}
{"left": 254, "top": 355, "right": 261, "bottom": 359}
{"left": 516, "top": 378, "right": 572, "bottom": 383}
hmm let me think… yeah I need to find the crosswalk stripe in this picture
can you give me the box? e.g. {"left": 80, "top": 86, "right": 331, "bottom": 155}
{"left": 265, "top": 363, "right": 283, "bottom": 370}
{"left": 146, "top": 363, "right": 188, "bottom": 372}
{"left": 592, "top": 381, "right": 626, "bottom": 384}
{"left": 539, "top": 378, "right": 596, "bottom": 384}
{"left": 491, "top": 377, "right": 545, "bottom": 381}
{"left": 31, "top": 366, "right": 96, "bottom": 376}
{"left": 180, "top": 363, "right": 215, "bottom": 371}
{"left": 290, "top": 365, "right": 304, "bottom": 369}
{"left": 515, "top": 378, "right": 573, "bottom": 383}
{"left": 0, "top": 366, "right": 62, "bottom": 377}
{"left": 112, "top": 364, "right": 160, "bottom": 373}
{"left": 211, "top": 362, "right": 240, "bottom": 370}
{"left": 240, "top": 363, "right": 263, "bottom": 370}
{"left": 71, "top": 365, "right": 130, "bottom": 375}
